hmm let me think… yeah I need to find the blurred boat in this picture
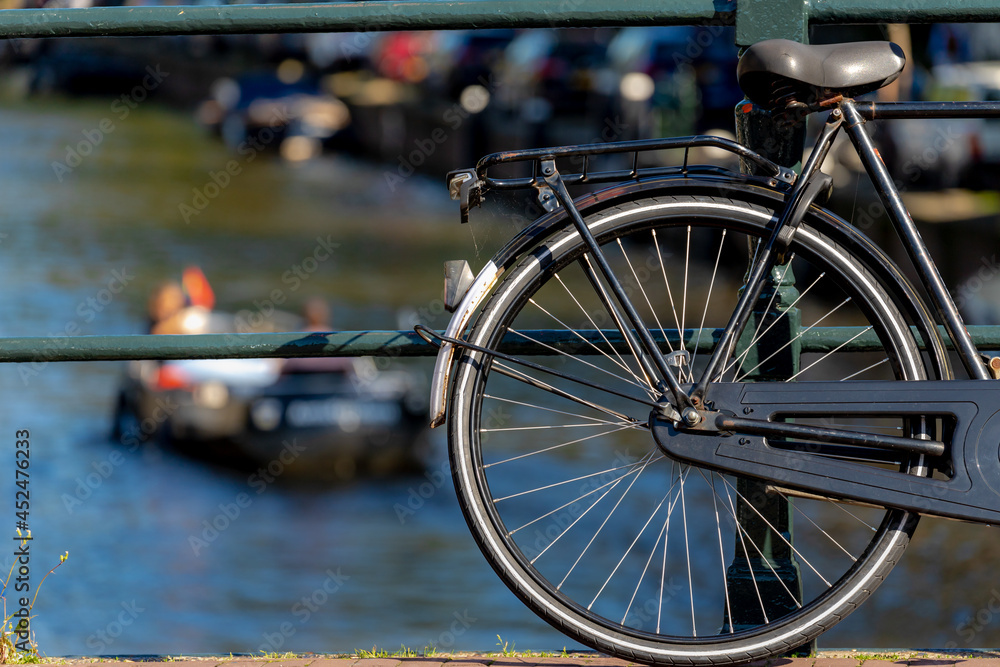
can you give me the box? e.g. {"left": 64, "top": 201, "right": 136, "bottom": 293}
{"left": 111, "top": 332, "right": 429, "bottom": 482}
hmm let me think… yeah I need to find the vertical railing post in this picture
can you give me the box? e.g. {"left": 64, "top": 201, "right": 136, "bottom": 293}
{"left": 723, "top": 0, "right": 813, "bottom": 653}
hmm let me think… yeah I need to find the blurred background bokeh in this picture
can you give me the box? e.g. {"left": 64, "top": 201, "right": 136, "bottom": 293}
{"left": 1, "top": 6, "right": 1000, "bottom": 656}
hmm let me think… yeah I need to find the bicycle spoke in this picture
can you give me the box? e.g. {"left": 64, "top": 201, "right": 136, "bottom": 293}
{"left": 483, "top": 423, "right": 632, "bottom": 432}
{"left": 832, "top": 501, "right": 879, "bottom": 532}
{"left": 736, "top": 297, "right": 852, "bottom": 382}
{"left": 484, "top": 394, "right": 633, "bottom": 427}
{"left": 787, "top": 326, "right": 873, "bottom": 381}
{"left": 553, "top": 272, "right": 652, "bottom": 391}
{"left": 721, "top": 478, "right": 770, "bottom": 625}
{"left": 681, "top": 225, "right": 691, "bottom": 351}
{"left": 510, "top": 324, "right": 651, "bottom": 393}
{"left": 619, "top": 472, "right": 675, "bottom": 624}
{"left": 738, "top": 253, "right": 796, "bottom": 359}
{"left": 510, "top": 460, "right": 660, "bottom": 536}
{"left": 558, "top": 448, "right": 657, "bottom": 589}
{"left": 490, "top": 361, "right": 646, "bottom": 423}
{"left": 581, "top": 253, "right": 660, "bottom": 393}
{"left": 784, "top": 493, "right": 858, "bottom": 562}
{"left": 694, "top": 469, "right": 735, "bottom": 633}
{"left": 531, "top": 466, "right": 636, "bottom": 565}
{"left": 689, "top": 230, "right": 728, "bottom": 381}
{"left": 841, "top": 357, "right": 890, "bottom": 380}
{"left": 734, "top": 256, "right": 796, "bottom": 366}
{"left": 617, "top": 238, "right": 674, "bottom": 355}
{"left": 484, "top": 424, "right": 641, "bottom": 468}
{"left": 652, "top": 229, "right": 684, "bottom": 343}
{"left": 494, "top": 457, "right": 652, "bottom": 504}
{"left": 725, "top": 267, "right": 822, "bottom": 378}
{"left": 658, "top": 500, "right": 669, "bottom": 634}
{"left": 718, "top": 476, "right": 830, "bottom": 589}
{"left": 594, "top": 460, "right": 680, "bottom": 612}
{"left": 530, "top": 287, "right": 649, "bottom": 380}
{"left": 679, "top": 465, "right": 696, "bottom": 636}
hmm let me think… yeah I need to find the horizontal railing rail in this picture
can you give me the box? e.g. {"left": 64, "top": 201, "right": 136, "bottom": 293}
{"left": 3, "top": 326, "right": 998, "bottom": 363}
{"left": 0, "top": 0, "right": 997, "bottom": 40}
{"left": 0, "top": 1, "right": 726, "bottom": 38}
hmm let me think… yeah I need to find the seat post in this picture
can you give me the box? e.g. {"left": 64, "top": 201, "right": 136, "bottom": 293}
{"left": 723, "top": 43, "right": 813, "bottom": 655}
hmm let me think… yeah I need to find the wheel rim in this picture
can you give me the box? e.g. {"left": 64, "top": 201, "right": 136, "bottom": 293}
{"left": 451, "top": 199, "right": 927, "bottom": 657}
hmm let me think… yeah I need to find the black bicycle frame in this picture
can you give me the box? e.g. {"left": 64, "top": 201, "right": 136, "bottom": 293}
{"left": 696, "top": 98, "right": 1000, "bottom": 396}
{"left": 842, "top": 98, "right": 1000, "bottom": 380}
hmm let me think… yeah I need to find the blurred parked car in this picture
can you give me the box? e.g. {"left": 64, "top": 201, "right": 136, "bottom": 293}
{"left": 425, "top": 29, "right": 515, "bottom": 100}
{"left": 198, "top": 61, "right": 353, "bottom": 161}
{"left": 493, "top": 29, "right": 616, "bottom": 145}
{"left": 888, "top": 24, "right": 1000, "bottom": 190}
{"left": 607, "top": 26, "right": 741, "bottom": 139}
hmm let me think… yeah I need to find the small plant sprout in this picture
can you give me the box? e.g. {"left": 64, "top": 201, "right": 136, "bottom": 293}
{"left": 0, "top": 537, "right": 69, "bottom": 664}
{"left": 495, "top": 634, "right": 516, "bottom": 657}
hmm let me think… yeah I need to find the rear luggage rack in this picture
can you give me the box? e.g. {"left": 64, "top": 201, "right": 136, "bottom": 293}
{"left": 447, "top": 135, "right": 797, "bottom": 223}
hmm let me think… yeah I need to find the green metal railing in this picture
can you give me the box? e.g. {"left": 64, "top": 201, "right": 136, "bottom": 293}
{"left": 0, "top": 1, "right": 996, "bottom": 42}
{"left": 4, "top": 327, "right": 1000, "bottom": 364}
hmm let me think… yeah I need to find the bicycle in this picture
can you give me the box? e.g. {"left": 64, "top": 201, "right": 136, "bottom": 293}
{"left": 414, "top": 38, "right": 1000, "bottom": 665}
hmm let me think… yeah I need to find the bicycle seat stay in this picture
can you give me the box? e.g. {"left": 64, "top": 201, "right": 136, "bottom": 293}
{"left": 737, "top": 39, "right": 906, "bottom": 110}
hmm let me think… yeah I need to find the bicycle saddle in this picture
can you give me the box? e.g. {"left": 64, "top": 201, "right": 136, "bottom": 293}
{"left": 737, "top": 39, "right": 905, "bottom": 110}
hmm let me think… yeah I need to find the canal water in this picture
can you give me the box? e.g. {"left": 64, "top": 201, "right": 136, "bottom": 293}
{"left": 1, "top": 96, "right": 1000, "bottom": 656}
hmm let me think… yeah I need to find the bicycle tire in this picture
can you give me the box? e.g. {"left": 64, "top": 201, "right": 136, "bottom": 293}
{"left": 448, "top": 192, "right": 932, "bottom": 665}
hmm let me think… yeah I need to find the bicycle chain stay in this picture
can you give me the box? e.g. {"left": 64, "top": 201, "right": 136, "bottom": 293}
{"left": 651, "top": 379, "right": 1000, "bottom": 524}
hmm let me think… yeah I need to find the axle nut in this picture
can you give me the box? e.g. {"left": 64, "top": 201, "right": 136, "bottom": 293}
{"left": 681, "top": 408, "right": 702, "bottom": 426}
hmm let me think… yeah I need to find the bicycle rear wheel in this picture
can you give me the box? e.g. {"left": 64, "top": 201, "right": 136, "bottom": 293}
{"left": 448, "top": 193, "right": 931, "bottom": 665}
